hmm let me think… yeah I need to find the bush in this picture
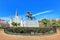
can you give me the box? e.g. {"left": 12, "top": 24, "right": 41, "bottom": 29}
{"left": 4, "top": 27, "right": 53, "bottom": 34}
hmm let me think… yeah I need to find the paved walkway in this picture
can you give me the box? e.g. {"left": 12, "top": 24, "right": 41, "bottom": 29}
{"left": 0, "top": 29, "right": 60, "bottom": 40}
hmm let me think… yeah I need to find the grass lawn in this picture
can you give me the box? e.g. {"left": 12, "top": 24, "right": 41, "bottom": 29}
{"left": 0, "top": 28, "right": 4, "bottom": 31}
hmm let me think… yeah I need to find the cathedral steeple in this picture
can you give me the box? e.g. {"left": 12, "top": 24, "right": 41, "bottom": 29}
{"left": 14, "top": 9, "right": 20, "bottom": 23}
{"left": 16, "top": 9, "right": 18, "bottom": 16}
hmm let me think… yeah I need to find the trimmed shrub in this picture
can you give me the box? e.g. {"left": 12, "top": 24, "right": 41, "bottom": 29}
{"left": 4, "top": 27, "right": 53, "bottom": 34}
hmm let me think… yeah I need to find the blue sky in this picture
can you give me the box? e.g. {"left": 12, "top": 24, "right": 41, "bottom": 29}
{"left": 0, "top": 0, "right": 60, "bottom": 23}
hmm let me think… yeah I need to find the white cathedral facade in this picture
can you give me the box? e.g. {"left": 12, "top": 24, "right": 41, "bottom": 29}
{"left": 10, "top": 10, "right": 39, "bottom": 27}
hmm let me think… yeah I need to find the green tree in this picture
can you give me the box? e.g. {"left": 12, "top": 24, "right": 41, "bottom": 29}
{"left": 41, "top": 19, "right": 50, "bottom": 27}
{"left": 11, "top": 22, "right": 17, "bottom": 26}
{"left": 56, "top": 20, "right": 60, "bottom": 28}
{"left": 17, "top": 23, "right": 20, "bottom": 26}
{"left": 50, "top": 19, "right": 58, "bottom": 26}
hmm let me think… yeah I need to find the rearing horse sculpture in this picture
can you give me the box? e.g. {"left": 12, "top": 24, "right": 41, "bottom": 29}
{"left": 26, "top": 12, "right": 35, "bottom": 20}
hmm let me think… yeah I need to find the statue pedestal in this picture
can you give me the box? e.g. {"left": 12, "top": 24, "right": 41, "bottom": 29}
{"left": 23, "top": 20, "right": 39, "bottom": 27}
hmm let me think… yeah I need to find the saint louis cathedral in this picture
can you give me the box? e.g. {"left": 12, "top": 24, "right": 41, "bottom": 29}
{"left": 10, "top": 10, "right": 39, "bottom": 27}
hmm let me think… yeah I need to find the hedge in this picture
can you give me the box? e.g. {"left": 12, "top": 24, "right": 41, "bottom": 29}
{"left": 4, "top": 27, "right": 54, "bottom": 34}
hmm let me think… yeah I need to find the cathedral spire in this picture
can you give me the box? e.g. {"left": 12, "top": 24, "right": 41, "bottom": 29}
{"left": 16, "top": 9, "right": 18, "bottom": 16}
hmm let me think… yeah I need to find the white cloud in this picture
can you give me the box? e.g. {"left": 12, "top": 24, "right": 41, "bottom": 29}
{"left": 0, "top": 10, "right": 53, "bottom": 23}
{"left": 0, "top": 17, "right": 10, "bottom": 23}
{"left": 32, "top": 10, "right": 53, "bottom": 16}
